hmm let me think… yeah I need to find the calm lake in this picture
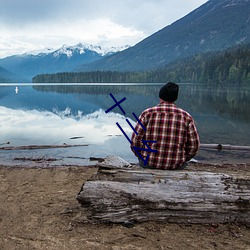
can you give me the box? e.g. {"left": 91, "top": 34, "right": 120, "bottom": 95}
{"left": 0, "top": 83, "right": 250, "bottom": 167}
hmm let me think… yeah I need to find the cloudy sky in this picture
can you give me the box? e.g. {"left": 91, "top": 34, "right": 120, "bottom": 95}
{"left": 0, "top": 0, "right": 207, "bottom": 58}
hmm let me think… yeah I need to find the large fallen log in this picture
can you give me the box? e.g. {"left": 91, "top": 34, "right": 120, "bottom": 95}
{"left": 77, "top": 161, "right": 250, "bottom": 225}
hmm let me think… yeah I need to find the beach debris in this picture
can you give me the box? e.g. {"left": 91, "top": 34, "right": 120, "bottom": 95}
{"left": 96, "top": 155, "right": 132, "bottom": 168}
{"left": 0, "top": 141, "right": 10, "bottom": 146}
{"left": 89, "top": 157, "right": 105, "bottom": 162}
{"left": 70, "top": 136, "right": 84, "bottom": 140}
{"left": 14, "top": 157, "right": 57, "bottom": 163}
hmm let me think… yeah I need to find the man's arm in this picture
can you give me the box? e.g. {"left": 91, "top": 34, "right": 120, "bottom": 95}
{"left": 185, "top": 119, "right": 200, "bottom": 161}
{"left": 130, "top": 113, "right": 147, "bottom": 156}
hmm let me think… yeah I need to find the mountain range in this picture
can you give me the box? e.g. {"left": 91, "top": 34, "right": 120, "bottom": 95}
{"left": 0, "top": 44, "right": 129, "bottom": 82}
{"left": 0, "top": 0, "right": 249, "bottom": 82}
{"left": 0, "top": 66, "right": 24, "bottom": 83}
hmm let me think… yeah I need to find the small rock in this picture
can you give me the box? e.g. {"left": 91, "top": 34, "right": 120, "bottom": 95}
{"left": 121, "top": 221, "right": 135, "bottom": 228}
{"left": 67, "top": 222, "right": 73, "bottom": 231}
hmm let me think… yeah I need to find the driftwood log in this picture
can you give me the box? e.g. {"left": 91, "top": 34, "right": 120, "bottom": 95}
{"left": 200, "top": 143, "right": 250, "bottom": 151}
{"left": 77, "top": 157, "right": 250, "bottom": 225}
{"left": 0, "top": 144, "right": 88, "bottom": 150}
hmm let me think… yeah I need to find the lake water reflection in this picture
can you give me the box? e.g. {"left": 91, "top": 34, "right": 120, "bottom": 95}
{"left": 0, "top": 83, "right": 250, "bottom": 166}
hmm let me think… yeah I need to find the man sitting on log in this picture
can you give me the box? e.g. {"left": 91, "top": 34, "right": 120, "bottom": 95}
{"left": 130, "top": 82, "right": 200, "bottom": 170}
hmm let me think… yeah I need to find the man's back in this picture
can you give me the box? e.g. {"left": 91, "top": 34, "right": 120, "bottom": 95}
{"left": 130, "top": 82, "right": 199, "bottom": 170}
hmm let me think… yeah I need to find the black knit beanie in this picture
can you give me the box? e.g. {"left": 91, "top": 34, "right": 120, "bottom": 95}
{"left": 159, "top": 82, "right": 179, "bottom": 102}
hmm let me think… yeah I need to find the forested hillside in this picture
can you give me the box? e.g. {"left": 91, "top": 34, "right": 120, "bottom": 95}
{"left": 152, "top": 43, "right": 250, "bottom": 84}
{"left": 75, "top": 0, "right": 250, "bottom": 72}
{"left": 33, "top": 43, "right": 250, "bottom": 85}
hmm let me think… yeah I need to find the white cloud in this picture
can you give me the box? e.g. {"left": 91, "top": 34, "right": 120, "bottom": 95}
{"left": 0, "top": 18, "right": 145, "bottom": 57}
{"left": 0, "top": 0, "right": 208, "bottom": 58}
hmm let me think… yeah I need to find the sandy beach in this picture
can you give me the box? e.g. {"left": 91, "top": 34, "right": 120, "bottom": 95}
{"left": 0, "top": 163, "right": 250, "bottom": 250}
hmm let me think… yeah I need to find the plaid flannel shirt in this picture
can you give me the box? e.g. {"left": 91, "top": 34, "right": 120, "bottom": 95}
{"left": 131, "top": 102, "right": 200, "bottom": 169}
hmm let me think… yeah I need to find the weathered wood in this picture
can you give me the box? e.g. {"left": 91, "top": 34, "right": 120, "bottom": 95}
{"left": 96, "top": 155, "right": 132, "bottom": 168}
{"left": 0, "top": 144, "right": 88, "bottom": 150}
{"left": 77, "top": 166, "right": 250, "bottom": 225}
{"left": 200, "top": 143, "right": 250, "bottom": 151}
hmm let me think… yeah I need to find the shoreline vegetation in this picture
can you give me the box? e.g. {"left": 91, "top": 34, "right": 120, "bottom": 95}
{"left": 32, "top": 43, "right": 250, "bottom": 85}
{"left": 0, "top": 162, "right": 249, "bottom": 249}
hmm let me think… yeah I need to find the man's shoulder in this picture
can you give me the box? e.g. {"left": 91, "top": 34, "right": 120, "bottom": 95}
{"left": 141, "top": 103, "right": 193, "bottom": 119}
{"left": 175, "top": 106, "right": 191, "bottom": 115}
{"left": 174, "top": 106, "right": 195, "bottom": 122}
{"left": 142, "top": 105, "right": 159, "bottom": 114}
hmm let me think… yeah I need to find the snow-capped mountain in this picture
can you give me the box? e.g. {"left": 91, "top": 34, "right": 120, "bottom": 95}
{"left": 0, "top": 43, "right": 130, "bottom": 81}
{"left": 29, "top": 43, "right": 130, "bottom": 58}
{"left": 51, "top": 43, "right": 130, "bottom": 58}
